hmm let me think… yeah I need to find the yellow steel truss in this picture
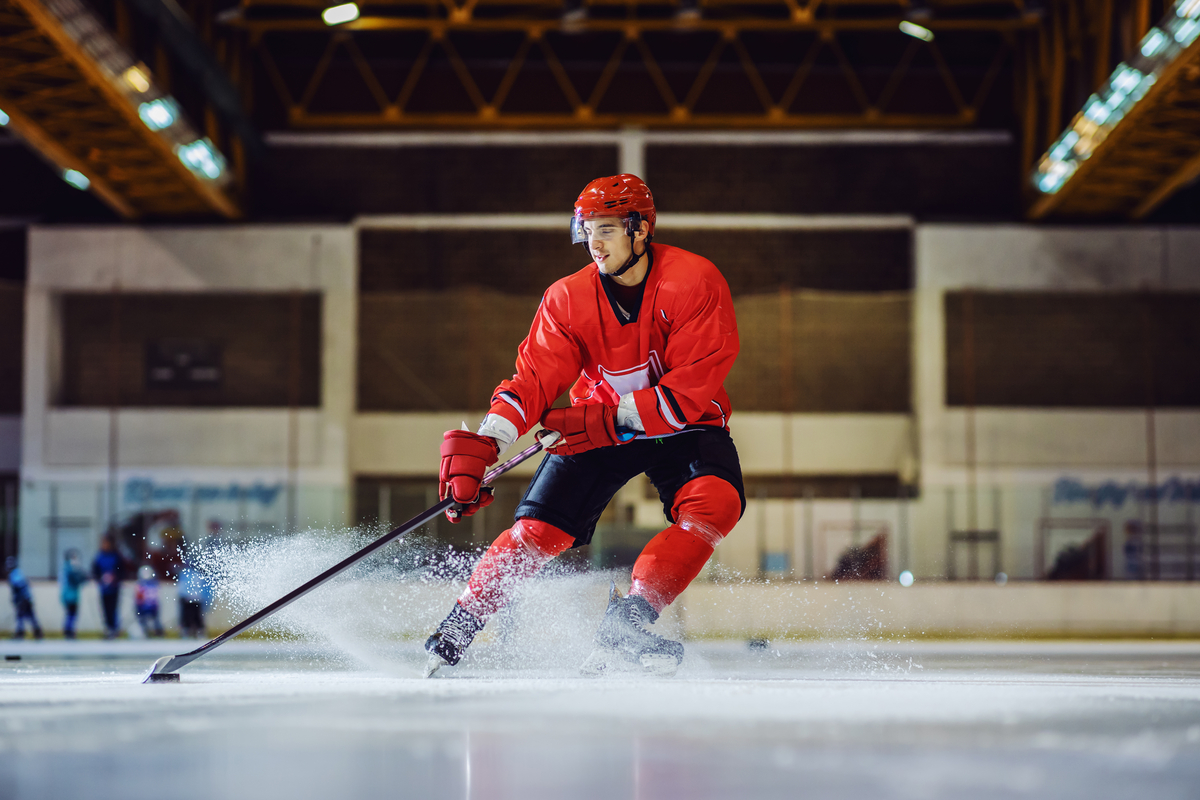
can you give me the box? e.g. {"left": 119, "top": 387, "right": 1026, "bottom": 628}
{"left": 0, "top": 0, "right": 240, "bottom": 218}
{"left": 1029, "top": 28, "right": 1200, "bottom": 218}
{"left": 238, "top": 10, "right": 1029, "bottom": 129}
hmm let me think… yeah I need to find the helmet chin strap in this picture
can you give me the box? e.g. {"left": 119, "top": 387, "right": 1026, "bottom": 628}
{"left": 606, "top": 234, "right": 645, "bottom": 279}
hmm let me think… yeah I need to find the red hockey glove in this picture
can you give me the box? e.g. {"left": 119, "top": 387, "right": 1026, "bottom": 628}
{"left": 439, "top": 430, "right": 500, "bottom": 523}
{"left": 540, "top": 405, "right": 632, "bottom": 456}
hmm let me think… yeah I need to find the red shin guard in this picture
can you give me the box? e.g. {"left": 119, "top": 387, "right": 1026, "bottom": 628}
{"left": 457, "top": 518, "right": 575, "bottom": 621}
{"left": 630, "top": 475, "right": 742, "bottom": 613}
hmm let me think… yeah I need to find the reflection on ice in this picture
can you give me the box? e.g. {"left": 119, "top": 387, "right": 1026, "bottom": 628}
{"left": 1, "top": 641, "right": 1199, "bottom": 800}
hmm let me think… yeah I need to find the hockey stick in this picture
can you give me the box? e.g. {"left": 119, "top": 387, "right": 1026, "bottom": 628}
{"left": 142, "top": 430, "right": 560, "bottom": 683}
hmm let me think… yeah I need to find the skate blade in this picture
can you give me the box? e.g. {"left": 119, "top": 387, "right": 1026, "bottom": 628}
{"left": 579, "top": 648, "right": 678, "bottom": 678}
{"left": 579, "top": 647, "right": 631, "bottom": 678}
{"left": 422, "top": 654, "right": 448, "bottom": 679}
{"left": 639, "top": 653, "right": 679, "bottom": 677}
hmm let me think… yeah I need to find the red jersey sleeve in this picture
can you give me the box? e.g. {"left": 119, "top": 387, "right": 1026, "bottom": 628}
{"left": 487, "top": 288, "right": 584, "bottom": 437}
{"left": 632, "top": 263, "right": 739, "bottom": 436}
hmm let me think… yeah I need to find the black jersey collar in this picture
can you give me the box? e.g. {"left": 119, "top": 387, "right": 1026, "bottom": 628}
{"left": 598, "top": 246, "right": 653, "bottom": 326}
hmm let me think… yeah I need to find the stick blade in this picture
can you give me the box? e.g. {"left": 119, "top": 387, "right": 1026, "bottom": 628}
{"left": 143, "top": 655, "right": 180, "bottom": 684}
{"left": 146, "top": 672, "right": 180, "bottom": 683}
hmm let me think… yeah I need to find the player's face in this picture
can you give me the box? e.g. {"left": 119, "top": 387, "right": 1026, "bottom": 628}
{"left": 584, "top": 217, "right": 632, "bottom": 273}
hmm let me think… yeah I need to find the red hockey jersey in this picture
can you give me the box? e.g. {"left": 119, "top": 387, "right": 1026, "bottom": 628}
{"left": 487, "top": 243, "right": 739, "bottom": 439}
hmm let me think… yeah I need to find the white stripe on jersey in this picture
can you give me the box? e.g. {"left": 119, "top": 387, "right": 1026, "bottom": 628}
{"left": 656, "top": 386, "right": 686, "bottom": 430}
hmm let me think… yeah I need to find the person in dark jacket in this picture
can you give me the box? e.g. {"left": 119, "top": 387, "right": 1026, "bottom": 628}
{"left": 6, "top": 556, "right": 43, "bottom": 640}
{"left": 91, "top": 536, "right": 127, "bottom": 639}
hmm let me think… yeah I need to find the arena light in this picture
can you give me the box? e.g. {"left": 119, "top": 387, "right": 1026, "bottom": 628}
{"left": 562, "top": 0, "right": 587, "bottom": 27}
{"left": 675, "top": 0, "right": 701, "bottom": 22}
{"left": 122, "top": 66, "right": 151, "bottom": 93}
{"left": 62, "top": 169, "right": 90, "bottom": 190}
{"left": 1032, "top": 0, "right": 1199, "bottom": 195}
{"left": 899, "top": 21, "right": 934, "bottom": 42}
{"left": 1141, "top": 28, "right": 1169, "bottom": 57}
{"left": 898, "top": 570, "right": 915, "bottom": 587}
{"left": 26, "top": 0, "right": 235, "bottom": 193}
{"left": 321, "top": 3, "right": 360, "bottom": 25}
{"left": 177, "top": 138, "right": 226, "bottom": 181}
{"left": 0, "top": 107, "right": 8, "bottom": 126}
{"left": 138, "top": 98, "right": 179, "bottom": 131}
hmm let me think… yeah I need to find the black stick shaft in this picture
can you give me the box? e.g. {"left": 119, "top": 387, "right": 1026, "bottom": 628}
{"left": 146, "top": 436, "right": 550, "bottom": 678}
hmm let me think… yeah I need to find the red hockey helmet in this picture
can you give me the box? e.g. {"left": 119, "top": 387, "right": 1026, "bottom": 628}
{"left": 571, "top": 174, "right": 656, "bottom": 244}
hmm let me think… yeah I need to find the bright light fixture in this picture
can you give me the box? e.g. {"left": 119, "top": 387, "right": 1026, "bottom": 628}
{"left": 321, "top": 2, "right": 359, "bottom": 25}
{"left": 1174, "top": 16, "right": 1200, "bottom": 45}
{"left": 1112, "top": 64, "right": 1143, "bottom": 93}
{"left": 138, "top": 98, "right": 178, "bottom": 131}
{"left": 1035, "top": 158, "right": 1077, "bottom": 194}
{"left": 122, "top": 66, "right": 151, "bottom": 93}
{"left": 0, "top": 107, "right": 8, "bottom": 126}
{"left": 899, "top": 21, "right": 934, "bottom": 41}
{"left": 1177, "top": 0, "right": 1200, "bottom": 19}
{"left": 1140, "top": 28, "right": 1169, "bottom": 57}
{"left": 177, "top": 138, "right": 226, "bottom": 180}
{"left": 898, "top": 570, "right": 915, "bottom": 587}
{"left": 28, "top": 0, "right": 235, "bottom": 196}
{"left": 63, "top": 169, "right": 90, "bottom": 190}
{"left": 1032, "top": 0, "right": 1196, "bottom": 198}
{"left": 1049, "top": 130, "right": 1079, "bottom": 161}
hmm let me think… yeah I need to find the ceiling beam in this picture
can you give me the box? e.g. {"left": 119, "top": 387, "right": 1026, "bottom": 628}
{"left": 0, "top": 93, "right": 138, "bottom": 217}
{"left": 9, "top": 0, "right": 240, "bottom": 217}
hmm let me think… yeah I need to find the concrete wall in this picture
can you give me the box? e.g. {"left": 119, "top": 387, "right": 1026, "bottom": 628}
{"left": 0, "top": 415, "right": 18, "bottom": 471}
{"left": 20, "top": 226, "right": 356, "bottom": 577}
{"left": 13, "top": 222, "right": 1200, "bottom": 589}
{"left": 911, "top": 225, "right": 1200, "bottom": 581}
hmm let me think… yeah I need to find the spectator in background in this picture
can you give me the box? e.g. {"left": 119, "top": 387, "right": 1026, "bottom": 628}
{"left": 59, "top": 549, "right": 87, "bottom": 639}
{"left": 135, "top": 565, "right": 164, "bottom": 638}
{"left": 177, "top": 558, "right": 211, "bottom": 639}
{"left": 6, "top": 556, "right": 43, "bottom": 640}
{"left": 91, "top": 535, "right": 127, "bottom": 639}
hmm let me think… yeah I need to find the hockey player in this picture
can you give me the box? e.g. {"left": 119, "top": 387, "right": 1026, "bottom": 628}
{"left": 425, "top": 174, "right": 744, "bottom": 677}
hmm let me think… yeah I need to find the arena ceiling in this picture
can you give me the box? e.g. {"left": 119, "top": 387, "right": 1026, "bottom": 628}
{"left": 0, "top": 0, "right": 244, "bottom": 218}
{"left": 0, "top": 0, "right": 1197, "bottom": 221}
{"left": 234, "top": 0, "right": 1030, "bottom": 132}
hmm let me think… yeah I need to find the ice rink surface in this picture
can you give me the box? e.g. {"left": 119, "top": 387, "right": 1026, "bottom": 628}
{"left": 1, "top": 639, "right": 1198, "bottom": 800}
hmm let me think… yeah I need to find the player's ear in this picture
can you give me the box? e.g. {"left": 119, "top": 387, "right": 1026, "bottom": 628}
{"left": 635, "top": 219, "right": 650, "bottom": 241}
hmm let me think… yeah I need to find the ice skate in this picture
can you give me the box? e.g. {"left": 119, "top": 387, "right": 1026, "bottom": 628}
{"left": 579, "top": 583, "right": 684, "bottom": 678}
{"left": 423, "top": 602, "right": 485, "bottom": 678}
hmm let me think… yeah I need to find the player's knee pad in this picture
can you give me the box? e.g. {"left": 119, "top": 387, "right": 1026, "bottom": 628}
{"left": 508, "top": 517, "right": 574, "bottom": 562}
{"left": 671, "top": 476, "right": 742, "bottom": 549}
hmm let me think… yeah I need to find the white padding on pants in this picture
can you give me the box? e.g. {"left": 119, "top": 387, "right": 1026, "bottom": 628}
{"left": 508, "top": 520, "right": 560, "bottom": 562}
{"left": 677, "top": 513, "right": 726, "bottom": 549}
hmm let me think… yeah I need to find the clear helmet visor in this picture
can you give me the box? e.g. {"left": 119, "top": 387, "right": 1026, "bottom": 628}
{"left": 570, "top": 214, "right": 640, "bottom": 244}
